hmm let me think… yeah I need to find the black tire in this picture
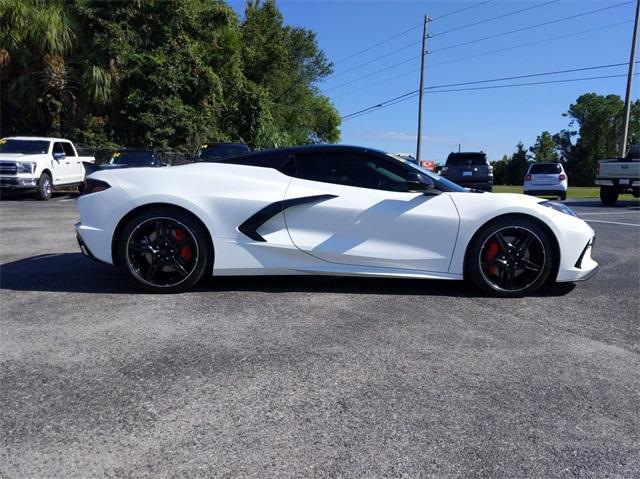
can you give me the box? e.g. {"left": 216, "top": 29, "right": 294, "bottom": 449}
{"left": 118, "top": 207, "right": 212, "bottom": 293}
{"left": 466, "top": 217, "right": 555, "bottom": 297}
{"left": 36, "top": 172, "right": 52, "bottom": 200}
{"left": 600, "top": 186, "right": 618, "bottom": 206}
{"left": 560, "top": 192, "right": 567, "bottom": 201}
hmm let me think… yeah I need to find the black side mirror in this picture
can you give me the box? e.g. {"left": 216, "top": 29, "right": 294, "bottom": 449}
{"left": 53, "top": 152, "right": 65, "bottom": 161}
{"left": 406, "top": 171, "right": 438, "bottom": 194}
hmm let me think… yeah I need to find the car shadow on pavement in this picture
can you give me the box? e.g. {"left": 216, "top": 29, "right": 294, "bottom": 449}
{"left": 0, "top": 252, "right": 576, "bottom": 297}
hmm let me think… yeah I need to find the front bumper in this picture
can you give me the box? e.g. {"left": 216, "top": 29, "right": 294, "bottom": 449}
{"left": 556, "top": 236, "right": 598, "bottom": 283}
{"left": 0, "top": 176, "right": 38, "bottom": 190}
{"left": 595, "top": 178, "right": 638, "bottom": 187}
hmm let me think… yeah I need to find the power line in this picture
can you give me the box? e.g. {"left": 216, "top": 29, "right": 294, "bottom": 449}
{"left": 334, "top": 23, "right": 422, "bottom": 65}
{"left": 330, "top": 39, "right": 421, "bottom": 79}
{"left": 333, "top": 68, "right": 419, "bottom": 99}
{"left": 428, "top": 20, "right": 633, "bottom": 68}
{"left": 342, "top": 73, "right": 638, "bottom": 121}
{"left": 332, "top": 0, "right": 495, "bottom": 67}
{"left": 431, "top": 0, "right": 496, "bottom": 21}
{"left": 432, "top": 0, "right": 559, "bottom": 37}
{"left": 326, "top": 20, "right": 631, "bottom": 97}
{"left": 329, "top": 0, "right": 560, "bottom": 79}
{"left": 324, "top": 56, "right": 420, "bottom": 93}
{"left": 431, "top": 1, "right": 634, "bottom": 53}
{"left": 341, "top": 65, "right": 637, "bottom": 120}
{"left": 424, "top": 62, "right": 636, "bottom": 92}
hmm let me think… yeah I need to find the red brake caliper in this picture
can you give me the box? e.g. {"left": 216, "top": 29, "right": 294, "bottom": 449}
{"left": 484, "top": 240, "right": 499, "bottom": 276}
{"left": 174, "top": 229, "right": 193, "bottom": 262}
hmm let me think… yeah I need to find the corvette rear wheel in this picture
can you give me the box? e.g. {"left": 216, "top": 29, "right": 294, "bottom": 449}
{"left": 466, "top": 218, "right": 554, "bottom": 297}
{"left": 118, "top": 208, "right": 211, "bottom": 293}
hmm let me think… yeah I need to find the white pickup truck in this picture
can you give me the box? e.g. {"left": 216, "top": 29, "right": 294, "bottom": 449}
{"left": 0, "top": 136, "right": 95, "bottom": 200}
{"left": 595, "top": 145, "right": 640, "bottom": 205}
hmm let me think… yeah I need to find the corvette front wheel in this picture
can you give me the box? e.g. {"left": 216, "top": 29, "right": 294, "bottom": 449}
{"left": 466, "top": 218, "right": 554, "bottom": 297}
{"left": 118, "top": 208, "right": 211, "bottom": 293}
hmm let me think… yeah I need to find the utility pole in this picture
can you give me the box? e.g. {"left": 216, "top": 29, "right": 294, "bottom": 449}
{"left": 620, "top": 0, "right": 640, "bottom": 158}
{"left": 416, "top": 14, "right": 430, "bottom": 162}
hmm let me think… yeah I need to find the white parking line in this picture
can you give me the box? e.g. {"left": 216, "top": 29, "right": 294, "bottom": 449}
{"left": 578, "top": 211, "right": 640, "bottom": 216}
{"left": 584, "top": 219, "right": 640, "bottom": 227}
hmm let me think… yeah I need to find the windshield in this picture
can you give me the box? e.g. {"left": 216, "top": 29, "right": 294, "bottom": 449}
{"left": 197, "top": 144, "right": 250, "bottom": 161}
{"left": 388, "top": 155, "right": 467, "bottom": 192}
{"left": 110, "top": 151, "right": 155, "bottom": 166}
{"left": 0, "top": 139, "right": 49, "bottom": 155}
{"left": 529, "top": 163, "right": 562, "bottom": 174}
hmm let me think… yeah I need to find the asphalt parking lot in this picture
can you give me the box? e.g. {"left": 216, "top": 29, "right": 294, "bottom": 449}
{"left": 1, "top": 195, "right": 639, "bottom": 478}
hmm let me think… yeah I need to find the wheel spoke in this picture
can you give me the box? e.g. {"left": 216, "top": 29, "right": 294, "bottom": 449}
{"left": 169, "top": 256, "right": 190, "bottom": 277}
{"left": 494, "top": 232, "right": 510, "bottom": 252}
{"left": 521, "top": 258, "right": 541, "bottom": 272}
{"left": 155, "top": 220, "right": 168, "bottom": 242}
{"left": 129, "top": 242, "right": 151, "bottom": 254}
{"left": 146, "top": 262, "right": 160, "bottom": 280}
{"left": 503, "top": 269, "right": 515, "bottom": 290}
{"left": 516, "top": 235, "right": 533, "bottom": 253}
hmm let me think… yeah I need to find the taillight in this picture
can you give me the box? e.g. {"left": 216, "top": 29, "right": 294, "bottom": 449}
{"left": 82, "top": 178, "right": 111, "bottom": 195}
{"left": 525, "top": 175, "right": 531, "bottom": 181}
{"left": 596, "top": 162, "right": 600, "bottom": 175}
{"left": 559, "top": 174, "right": 566, "bottom": 181}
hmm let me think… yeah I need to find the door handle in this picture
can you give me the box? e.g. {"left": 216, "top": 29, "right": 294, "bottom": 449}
{"left": 65, "top": 161, "right": 70, "bottom": 164}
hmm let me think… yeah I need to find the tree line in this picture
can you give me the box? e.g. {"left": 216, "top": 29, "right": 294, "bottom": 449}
{"left": 0, "top": 0, "right": 340, "bottom": 152}
{"left": 492, "top": 93, "right": 640, "bottom": 186}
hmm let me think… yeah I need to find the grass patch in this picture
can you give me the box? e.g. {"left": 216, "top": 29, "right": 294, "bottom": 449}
{"left": 493, "top": 185, "right": 601, "bottom": 199}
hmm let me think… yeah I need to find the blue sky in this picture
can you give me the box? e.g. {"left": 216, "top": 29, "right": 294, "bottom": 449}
{"left": 229, "top": 0, "right": 637, "bottom": 163}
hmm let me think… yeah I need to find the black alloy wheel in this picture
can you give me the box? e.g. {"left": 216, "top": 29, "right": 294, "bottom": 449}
{"left": 467, "top": 218, "right": 554, "bottom": 297}
{"left": 119, "top": 209, "right": 211, "bottom": 293}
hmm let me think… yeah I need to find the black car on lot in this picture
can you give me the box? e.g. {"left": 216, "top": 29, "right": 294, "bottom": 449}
{"left": 441, "top": 151, "right": 493, "bottom": 191}
{"left": 102, "top": 149, "right": 165, "bottom": 169}
{"left": 195, "top": 143, "right": 251, "bottom": 162}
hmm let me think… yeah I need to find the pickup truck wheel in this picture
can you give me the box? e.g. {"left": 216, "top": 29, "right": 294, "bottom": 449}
{"left": 560, "top": 192, "right": 567, "bottom": 201}
{"left": 36, "top": 172, "right": 52, "bottom": 201}
{"left": 599, "top": 186, "right": 618, "bottom": 206}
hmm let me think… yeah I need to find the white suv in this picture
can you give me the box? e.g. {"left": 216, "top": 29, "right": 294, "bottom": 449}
{"left": 523, "top": 163, "right": 568, "bottom": 201}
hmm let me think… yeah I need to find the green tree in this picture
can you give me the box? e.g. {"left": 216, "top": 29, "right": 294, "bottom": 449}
{"left": 529, "top": 131, "right": 558, "bottom": 163}
{"left": 490, "top": 154, "right": 509, "bottom": 185}
{"left": 562, "top": 93, "right": 629, "bottom": 185}
{"left": 1, "top": 0, "right": 340, "bottom": 150}
{"left": 503, "top": 142, "right": 530, "bottom": 185}
{"left": 0, "top": 0, "right": 111, "bottom": 136}
{"left": 239, "top": 0, "right": 339, "bottom": 147}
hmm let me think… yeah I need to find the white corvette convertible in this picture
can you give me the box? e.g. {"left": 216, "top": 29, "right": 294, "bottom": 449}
{"left": 75, "top": 145, "right": 597, "bottom": 296}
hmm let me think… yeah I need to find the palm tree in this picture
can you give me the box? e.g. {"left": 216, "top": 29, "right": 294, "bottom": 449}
{"left": 0, "top": 0, "right": 111, "bottom": 136}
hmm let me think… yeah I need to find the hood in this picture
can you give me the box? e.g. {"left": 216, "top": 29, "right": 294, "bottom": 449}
{"left": 0, "top": 154, "right": 36, "bottom": 161}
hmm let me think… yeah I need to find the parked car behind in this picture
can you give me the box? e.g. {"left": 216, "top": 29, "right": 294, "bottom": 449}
{"left": 441, "top": 152, "right": 493, "bottom": 191}
{"left": 524, "top": 162, "right": 568, "bottom": 201}
{"left": 103, "top": 149, "right": 165, "bottom": 169}
{"left": 195, "top": 143, "right": 250, "bottom": 162}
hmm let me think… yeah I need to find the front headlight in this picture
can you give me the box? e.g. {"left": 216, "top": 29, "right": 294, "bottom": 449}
{"left": 540, "top": 200, "right": 577, "bottom": 217}
{"left": 16, "top": 162, "right": 36, "bottom": 174}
